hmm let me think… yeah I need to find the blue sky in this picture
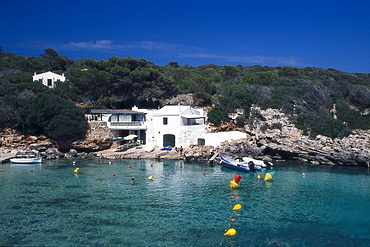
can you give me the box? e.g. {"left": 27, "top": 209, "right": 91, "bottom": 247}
{"left": 1, "top": 0, "right": 369, "bottom": 73}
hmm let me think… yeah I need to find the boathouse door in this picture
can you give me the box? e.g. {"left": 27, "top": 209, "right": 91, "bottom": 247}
{"left": 163, "top": 134, "right": 175, "bottom": 147}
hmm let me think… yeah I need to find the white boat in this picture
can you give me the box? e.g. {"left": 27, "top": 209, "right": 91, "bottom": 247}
{"left": 10, "top": 152, "right": 42, "bottom": 164}
{"left": 220, "top": 156, "right": 250, "bottom": 172}
{"left": 242, "top": 157, "right": 273, "bottom": 168}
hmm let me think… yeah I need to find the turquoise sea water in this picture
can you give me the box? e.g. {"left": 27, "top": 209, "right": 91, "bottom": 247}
{"left": 0, "top": 158, "right": 369, "bottom": 247}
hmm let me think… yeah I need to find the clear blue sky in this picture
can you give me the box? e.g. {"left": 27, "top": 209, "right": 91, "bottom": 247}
{"left": 1, "top": 0, "right": 369, "bottom": 73}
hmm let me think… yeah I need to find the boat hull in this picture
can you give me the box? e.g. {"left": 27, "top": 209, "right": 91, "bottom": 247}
{"left": 220, "top": 157, "right": 250, "bottom": 172}
{"left": 10, "top": 158, "right": 42, "bottom": 164}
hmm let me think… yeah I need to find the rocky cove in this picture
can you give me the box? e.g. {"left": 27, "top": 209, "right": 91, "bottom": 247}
{"left": 1, "top": 107, "right": 369, "bottom": 168}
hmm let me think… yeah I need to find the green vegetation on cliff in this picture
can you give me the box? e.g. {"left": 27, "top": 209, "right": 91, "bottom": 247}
{"left": 1, "top": 47, "right": 369, "bottom": 146}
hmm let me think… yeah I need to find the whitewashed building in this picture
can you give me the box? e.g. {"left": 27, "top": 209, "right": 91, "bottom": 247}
{"left": 134, "top": 105, "right": 208, "bottom": 148}
{"left": 89, "top": 105, "right": 208, "bottom": 148}
{"left": 33, "top": 71, "right": 66, "bottom": 88}
{"left": 90, "top": 109, "right": 147, "bottom": 144}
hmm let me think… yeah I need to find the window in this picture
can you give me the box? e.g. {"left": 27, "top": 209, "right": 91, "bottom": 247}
{"left": 47, "top": 79, "right": 52, "bottom": 87}
{"left": 163, "top": 117, "right": 168, "bottom": 125}
{"left": 197, "top": 138, "right": 205, "bottom": 146}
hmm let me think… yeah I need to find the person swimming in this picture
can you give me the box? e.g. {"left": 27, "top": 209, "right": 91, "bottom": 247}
{"left": 131, "top": 177, "right": 135, "bottom": 185}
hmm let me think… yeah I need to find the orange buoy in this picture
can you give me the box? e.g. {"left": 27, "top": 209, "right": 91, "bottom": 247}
{"left": 230, "top": 196, "right": 235, "bottom": 199}
{"left": 230, "top": 218, "right": 236, "bottom": 222}
{"left": 203, "top": 173, "right": 207, "bottom": 175}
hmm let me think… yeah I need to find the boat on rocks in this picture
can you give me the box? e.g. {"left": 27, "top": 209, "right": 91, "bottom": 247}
{"left": 10, "top": 152, "right": 42, "bottom": 164}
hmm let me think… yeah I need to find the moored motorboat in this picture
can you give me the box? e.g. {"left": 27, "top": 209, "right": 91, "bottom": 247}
{"left": 220, "top": 156, "right": 250, "bottom": 172}
{"left": 10, "top": 152, "right": 42, "bottom": 164}
{"left": 242, "top": 157, "right": 273, "bottom": 168}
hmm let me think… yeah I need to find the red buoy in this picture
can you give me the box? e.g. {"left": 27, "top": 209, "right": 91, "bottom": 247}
{"left": 129, "top": 165, "right": 132, "bottom": 169}
{"left": 112, "top": 174, "right": 116, "bottom": 176}
{"left": 230, "top": 196, "right": 235, "bottom": 199}
{"left": 233, "top": 174, "right": 242, "bottom": 184}
{"left": 230, "top": 219, "right": 236, "bottom": 222}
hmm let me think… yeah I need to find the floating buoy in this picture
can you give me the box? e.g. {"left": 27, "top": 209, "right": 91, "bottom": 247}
{"left": 264, "top": 172, "right": 275, "bottom": 181}
{"left": 30, "top": 169, "right": 33, "bottom": 172}
{"left": 230, "top": 180, "right": 239, "bottom": 188}
{"left": 230, "top": 196, "right": 235, "bottom": 199}
{"left": 257, "top": 174, "right": 261, "bottom": 179}
{"left": 302, "top": 173, "right": 306, "bottom": 176}
{"left": 233, "top": 174, "right": 242, "bottom": 183}
{"left": 230, "top": 174, "right": 242, "bottom": 188}
{"left": 108, "top": 161, "right": 112, "bottom": 165}
{"left": 129, "top": 165, "right": 132, "bottom": 169}
{"left": 224, "top": 228, "right": 237, "bottom": 236}
{"left": 192, "top": 182, "right": 196, "bottom": 184}
{"left": 148, "top": 175, "right": 153, "bottom": 180}
{"left": 203, "top": 173, "right": 207, "bottom": 175}
{"left": 232, "top": 204, "right": 242, "bottom": 210}
{"left": 74, "top": 168, "right": 79, "bottom": 173}
{"left": 112, "top": 174, "right": 116, "bottom": 176}
{"left": 230, "top": 218, "right": 236, "bottom": 222}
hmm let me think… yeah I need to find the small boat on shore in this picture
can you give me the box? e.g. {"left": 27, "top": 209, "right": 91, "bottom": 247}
{"left": 10, "top": 152, "right": 42, "bottom": 164}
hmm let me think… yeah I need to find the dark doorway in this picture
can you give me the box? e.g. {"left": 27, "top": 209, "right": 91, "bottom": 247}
{"left": 163, "top": 134, "right": 175, "bottom": 147}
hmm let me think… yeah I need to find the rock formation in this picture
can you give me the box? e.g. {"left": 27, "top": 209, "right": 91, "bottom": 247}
{"left": 71, "top": 121, "right": 114, "bottom": 152}
{"left": 184, "top": 107, "right": 370, "bottom": 167}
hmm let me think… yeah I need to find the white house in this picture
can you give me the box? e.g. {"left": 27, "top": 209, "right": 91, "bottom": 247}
{"left": 133, "top": 105, "right": 208, "bottom": 148}
{"left": 89, "top": 105, "right": 208, "bottom": 148}
{"left": 33, "top": 71, "right": 66, "bottom": 88}
{"left": 90, "top": 109, "right": 147, "bottom": 144}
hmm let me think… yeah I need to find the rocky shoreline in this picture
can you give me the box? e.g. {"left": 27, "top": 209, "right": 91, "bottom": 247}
{"left": 1, "top": 107, "right": 370, "bottom": 167}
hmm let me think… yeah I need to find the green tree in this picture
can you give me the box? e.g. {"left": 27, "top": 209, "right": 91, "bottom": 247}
{"left": 208, "top": 107, "right": 228, "bottom": 126}
{"left": 242, "top": 72, "right": 278, "bottom": 85}
{"left": 223, "top": 65, "right": 240, "bottom": 79}
{"left": 41, "top": 48, "right": 59, "bottom": 58}
{"left": 21, "top": 93, "right": 87, "bottom": 148}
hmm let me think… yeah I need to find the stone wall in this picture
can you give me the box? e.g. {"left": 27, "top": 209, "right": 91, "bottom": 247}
{"left": 71, "top": 121, "right": 114, "bottom": 152}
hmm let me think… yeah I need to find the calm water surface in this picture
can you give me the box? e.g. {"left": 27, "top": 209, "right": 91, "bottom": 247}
{"left": 0, "top": 158, "right": 369, "bottom": 246}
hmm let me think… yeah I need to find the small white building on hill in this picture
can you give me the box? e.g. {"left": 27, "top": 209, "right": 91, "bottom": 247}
{"left": 33, "top": 71, "right": 66, "bottom": 88}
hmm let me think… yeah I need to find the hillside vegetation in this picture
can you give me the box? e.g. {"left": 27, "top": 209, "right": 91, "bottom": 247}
{"left": 1, "top": 47, "right": 369, "bottom": 146}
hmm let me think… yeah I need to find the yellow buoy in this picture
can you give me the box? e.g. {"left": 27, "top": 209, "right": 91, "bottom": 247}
{"left": 224, "top": 228, "right": 237, "bottom": 236}
{"left": 264, "top": 173, "right": 273, "bottom": 181}
{"left": 232, "top": 204, "right": 242, "bottom": 210}
{"left": 257, "top": 174, "right": 261, "bottom": 179}
{"left": 230, "top": 180, "right": 239, "bottom": 188}
{"left": 74, "top": 168, "right": 80, "bottom": 173}
{"left": 148, "top": 175, "right": 153, "bottom": 180}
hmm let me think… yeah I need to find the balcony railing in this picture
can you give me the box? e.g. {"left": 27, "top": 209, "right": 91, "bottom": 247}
{"left": 109, "top": 121, "right": 144, "bottom": 127}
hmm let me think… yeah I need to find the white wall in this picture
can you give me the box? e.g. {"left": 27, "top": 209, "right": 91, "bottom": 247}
{"left": 33, "top": 71, "right": 65, "bottom": 88}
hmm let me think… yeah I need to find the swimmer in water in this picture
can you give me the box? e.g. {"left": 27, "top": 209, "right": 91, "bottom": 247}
{"left": 131, "top": 178, "right": 135, "bottom": 184}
